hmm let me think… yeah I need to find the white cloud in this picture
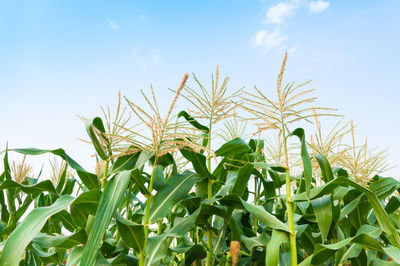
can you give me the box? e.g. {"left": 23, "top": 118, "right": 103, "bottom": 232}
{"left": 265, "top": 0, "right": 300, "bottom": 24}
{"left": 106, "top": 19, "right": 119, "bottom": 30}
{"left": 309, "top": 0, "right": 330, "bottom": 13}
{"left": 131, "top": 46, "right": 165, "bottom": 70}
{"left": 254, "top": 28, "right": 287, "bottom": 53}
{"left": 150, "top": 49, "right": 165, "bottom": 65}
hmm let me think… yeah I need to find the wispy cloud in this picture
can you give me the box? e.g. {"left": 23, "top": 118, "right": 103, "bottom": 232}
{"left": 309, "top": 0, "right": 329, "bottom": 13}
{"left": 254, "top": 29, "right": 287, "bottom": 53}
{"left": 151, "top": 51, "right": 165, "bottom": 65}
{"left": 309, "top": 0, "right": 330, "bottom": 13}
{"left": 254, "top": 0, "right": 329, "bottom": 54}
{"left": 265, "top": 0, "right": 300, "bottom": 24}
{"left": 106, "top": 19, "right": 119, "bottom": 30}
{"left": 131, "top": 46, "right": 165, "bottom": 70}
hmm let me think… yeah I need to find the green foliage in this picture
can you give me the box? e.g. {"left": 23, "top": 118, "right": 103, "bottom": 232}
{"left": 0, "top": 57, "right": 398, "bottom": 266}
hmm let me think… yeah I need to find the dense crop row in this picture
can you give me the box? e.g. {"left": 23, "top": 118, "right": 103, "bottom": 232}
{"left": 0, "top": 54, "right": 399, "bottom": 265}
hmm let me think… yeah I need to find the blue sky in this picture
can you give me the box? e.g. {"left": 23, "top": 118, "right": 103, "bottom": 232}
{"left": 1, "top": 0, "right": 399, "bottom": 176}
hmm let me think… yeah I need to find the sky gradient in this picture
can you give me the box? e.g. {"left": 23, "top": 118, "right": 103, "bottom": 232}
{"left": 1, "top": 0, "right": 399, "bottom": 177}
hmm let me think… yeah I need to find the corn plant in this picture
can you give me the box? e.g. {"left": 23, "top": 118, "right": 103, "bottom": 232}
{"left": 0, "top": 54, "right": 399, "bottom": 266}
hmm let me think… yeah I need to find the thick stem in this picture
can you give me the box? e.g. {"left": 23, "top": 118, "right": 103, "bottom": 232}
{"left": 254, "top": 177, "right": 258, "bottom": 234}
{"left": 100, "top": 159, "right": 109, "bottom": 189}
{"left": 140, "top": 165, "right": 157, "bottom": 266}
{"left": 126, "top": 184, "right": 132, "bottom": 219}
{"left": 282, "top": 127, "right": 297, "bottom": 265}
{"left": 206, "top": 122, "right": 213, "bottom": 266}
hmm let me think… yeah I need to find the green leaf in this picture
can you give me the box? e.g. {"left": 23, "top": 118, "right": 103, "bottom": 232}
{"left": 3, "top": 149, "right": 15, "bottom": 217}
{"left": 311, "top": 195, "right": 332, "bottom": 243}
{"left": 71, "top": 189, "right": 101, "bottom": 216}
{"left": 180, "top": 149, "right": 212, "bottom": 179}
{"left": 146, "top": 209, "right": 201, "bottom": 265}
{"left": 1, "top": 195, "right": 35, "bottom": 237}
{"left": 80, "top": 170, "right": 132, "bottom": 266}
{"left": 66, "top": 246, "right": 84, "bottom": 266}
{"left": 294, "top": 177, "right": 400, "bottom": 248}
{"left": 84, "top": 117, "right": 108, "bottom": 160}
{"left": 182, "top": 244, "right": 207, "bottom": 265}
{"left": 266, "top": 230, "right": 289, "bottom": 266}
{"left": 0, "top": 180, "right": 57, "bottom": 194}
{"left": 131, "top": 169, "right": 150, "bottom": 196}
{"left": 215, "top": 137, "right": 250, "bottom": 157}
{"left": 231, "top": 164, "right": 254, "bottom": 196}
{"left": 369, "top": 175, "right": 400, "bottom": 200}
{"left": 241, "top": 232, "right": 269, "bottom": 250}
{"left": 240, "top": 199, "right": 289, "bottom": 232}
{"left": 339, "top": 194, "right": 363, "bottom": 221}
{"left": 314, "top": 154, "right": 334, "bottom": 183}
{"left": 311, "top": 233, "right": 400, "bottom": 264}
{"left": 115, "top": 212, "right": 145, "bottom": 252}
{"left": 12, "top": 148, "right": 99, "bottom": 190}
{"left": 61, "top": 178, "right": 76, "bottom": 195}
{"left": 0, "top": 195, "right": 75, "bottom": 266}
{"left": 32, "top": 229, "right": 87, "bottom": 249}
{"left": 109, "top": 152, "right": 141, "bottom": 174}
{"left": 149, "top": 171, "right": 200, "bottom": 223}
{"left": 291, "top": 128, "right": 312, "bottom": 197}
{"left": 55, "top": 210, "right": 76, "bottom": 232}
{"left": 146, "top": 233, "right": 169, "bottom": 266}
{"left": 178, "top": 111, "right": 209, "bottom": 133}
{"left": 169, "top": 208, "right": 201, "bottom": 238}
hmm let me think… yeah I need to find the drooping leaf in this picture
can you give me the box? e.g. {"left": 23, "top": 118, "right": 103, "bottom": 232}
{"left": 180, "top": 149, "right": 212, "bottom": 179}
{"left": 215, "top": 137, "right": 250, "bottom": 157}
{"left": 291, "top": 128, "right": 312, "bottom": 197}
{"left": 368, "top": 175, "right": 400, "bottom": 200}
{"left": 240, "top": 199, "right": 289, "bottom": 233}
{"left": 32, "top": 229, "right": 87, "bottom": 249}
{"left": 84, "top": 117, "right": 108, "bottom": 160}
{"left": 266, "top": 230, "right": 289, "bottom": 266}
{"left": 311, "top": 233, "right": 400, "bottom": 264}
{"left": 12, "top": 148, "right": 99, "bottom": 190}
{"left": 315, "top": 154, "right": 334, "bottom": 183}
{"left": 178, "top": 111, "right": 209, "bottom": 133}
{"left": 115, "top": 212, "right": 145, "bottom": 252}
{"left": 0, "top": 195, "right": 75, "bottom": 266}
{"left": 0, "top": 180, "right": 57, "bottom": 195}
{"left": 131, "top": 169, "right": 150, "bottom": 196}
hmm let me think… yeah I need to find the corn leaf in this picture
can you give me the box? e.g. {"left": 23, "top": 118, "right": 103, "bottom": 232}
{"left": 0, "top": 195, "right": 75, "bottom": 266}
{"left": 80, "top": 170, "right": 132, "bottom": 265}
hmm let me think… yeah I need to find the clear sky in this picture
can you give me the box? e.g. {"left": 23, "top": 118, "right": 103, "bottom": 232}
{"left": 1, "top": 0, "right": 399, "bottom": 177}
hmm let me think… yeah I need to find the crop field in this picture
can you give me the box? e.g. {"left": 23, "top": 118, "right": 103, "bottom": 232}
{"left": 1, "top": 53, "right": 400, "bottom": 265}
{"left": 2, "top": 1, "right": 400, "bottom": 265}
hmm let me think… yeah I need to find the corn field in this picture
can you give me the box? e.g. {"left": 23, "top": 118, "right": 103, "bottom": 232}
{"left": 0, "top": 54, "right": 399, "bottom": 265}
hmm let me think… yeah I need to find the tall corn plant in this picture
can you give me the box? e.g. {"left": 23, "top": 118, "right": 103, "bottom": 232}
{"left": 178, "top": 66, "right": 242, "bottom": 265}
{"left": 240, "top": 52, "right": 336, "bottom": 265}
